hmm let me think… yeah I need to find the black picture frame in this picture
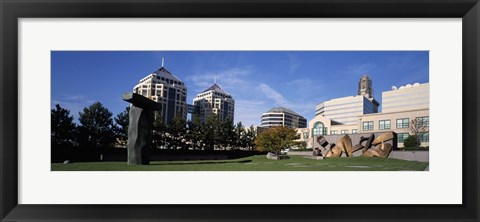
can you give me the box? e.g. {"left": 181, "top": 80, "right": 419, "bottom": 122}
{"left": 1, "top": 0, "right": 479, "bottom": 221}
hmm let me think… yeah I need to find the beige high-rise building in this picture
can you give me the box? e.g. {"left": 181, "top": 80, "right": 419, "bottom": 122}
{"left": 132, "top": 66, "right": 187, "bottom": 124}
{"left": 192, "top": 83, "right": 235, "bottom": 123}
{"left": 382, "top": 82, "right": 429, "bottom": 113}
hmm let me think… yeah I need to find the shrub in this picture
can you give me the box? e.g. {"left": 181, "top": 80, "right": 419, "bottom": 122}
{"left": 403, "top": 135, "right": 420, "bottom": 149}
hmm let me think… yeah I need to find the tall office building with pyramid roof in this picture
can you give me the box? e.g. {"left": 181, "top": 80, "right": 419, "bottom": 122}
{"left": 192, "top": 83, "right": 235, "bottom": 123}
{"left": 132, "top": 66, "right": 187, "bottom": 124}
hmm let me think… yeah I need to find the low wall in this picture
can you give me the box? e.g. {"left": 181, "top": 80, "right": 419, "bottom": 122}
{"left": 389, "top": 151, "right": 429, "bottom": 162}
{"left": 287, "top": 151, "right": 312, "bottom": 156}
{"left": 287, "top": 150, "right": 428, "bottom": 162}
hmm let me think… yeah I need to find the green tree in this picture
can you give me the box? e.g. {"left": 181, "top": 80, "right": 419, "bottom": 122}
{"left": 403, "top": 135, "right": 420, "bottom": 149}
{"left": 255, "top": 126, "right": 300, "bottom": 154}
{"left": 168, "top": 116, "right": 187, "bottom": 149}
{"left": 51, "top": 104, "right": 77, "bottom": 146}
{"left": 218, "top": 118, "right": 235, "bottom": 150}
{"left": 234, "top": 122, "right": 246, "bottom": 149}
{"left": 244, "top": 125, "right": 257, "bottom": 151}
{"left": 186, "top": 117, "right": 204, "bottom": 150}
{"left": 113, "top": 106, "right": 129, "bottom": 147}
{"left": 202, "top": 116, "right": 218, "bottom": 150}
{"left": 78, "top": 102, "right": 115, "bottom": 148}
{"left": 152, "top": 111, "right": 168, "bottom": 149}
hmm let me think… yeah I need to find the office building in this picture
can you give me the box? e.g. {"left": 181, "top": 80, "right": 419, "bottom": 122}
{"left": 192, "top": 83, "right": 235, "bottom": 123}
{"left": 315, "top": 96, "right": 380, "bottom": 125}
{"left": 261, "top": 107, "right": 307, "bottom": 128}
{"left": 132, "top": 65, "right": 187, "bottom": 124}
{"left": 298, "top": 79, "right": 429, "bottom": 148}
{"left": 382, "top": 83, "right": 429, "bottom": 113}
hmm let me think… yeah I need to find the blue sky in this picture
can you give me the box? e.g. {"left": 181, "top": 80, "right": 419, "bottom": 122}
{"left": 51, "top": 51, "right": 429, "bottom": 127}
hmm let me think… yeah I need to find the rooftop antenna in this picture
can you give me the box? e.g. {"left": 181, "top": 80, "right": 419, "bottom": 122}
{"left": 214, "top": 76, "right": 217, "bottom": 84}
{"left": 161, "top": 57, "right": 165, "bottom": 67}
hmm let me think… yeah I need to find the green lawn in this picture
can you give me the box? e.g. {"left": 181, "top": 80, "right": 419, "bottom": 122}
{"left": 51, "top": 155, "right": 428, "bottom": 171}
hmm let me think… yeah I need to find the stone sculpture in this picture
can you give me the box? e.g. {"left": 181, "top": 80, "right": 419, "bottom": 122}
{"left": 312, "top": 148, "right": 322, "bottom": 156}
{"left": 313, "top": 136, "right": 330, "bottom": 156}
{"left": 325, "top": 135, "right": 353, "bottom": 157}
{"left": 122, "top": 92, "right": 162, "bottom": 165}
{"left": 361, "top": 131, "right": 395, "bottom": 158}
{"left": 357, "top": 134, "right": 375, "bottom": 153}
{"left": 361, "top": 142, "right": 392, "bottom": 158}
{"left": 316, "top": 136, "right": 329, "bottom": 148}
{"left": 324, "top": 132, "right": 395, "bottom": 158}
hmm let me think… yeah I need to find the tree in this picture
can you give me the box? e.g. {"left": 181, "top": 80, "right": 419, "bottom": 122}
{"left": 255, "top": 126, "right": 300, "bottom": 154}
{"left": 217, "top": 118, "right": 235, "bottom": 150}
{"left": 152, "top": 111, "right": 168, "bottom": 149}
{"left": 51, "top": 104, "right": 77, "bottom": 146}
{"left": 408, "top": 118, "right": 428, "bottom": 149}
{"left": 168, "top": 116, "right": 187, "bottom": 149}
{"left": 113, "top": 106, "right": 129, "bottom": 147}
{"left": 403, "top": 135, "right": 420, "bottom": 149}
{"left": 202, "top": 116, "right": 218, "bottom": 150}
{"left": 78, "top": 102, "right": 115, "bottom": 148}
{"left": 244, "top": 125, "right": 257, "bottom": 151}
{"left": 186, "top": 117, "right": 204, "bottom": 150}
{"left": 234, "top": 122, "right": 246, "bottom": 149}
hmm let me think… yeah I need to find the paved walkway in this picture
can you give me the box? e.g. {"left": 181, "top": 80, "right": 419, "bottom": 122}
{"left": 424, "top": 165, "right": 429, "bottom": 171}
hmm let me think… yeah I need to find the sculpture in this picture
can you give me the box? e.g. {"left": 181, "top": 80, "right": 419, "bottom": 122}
{"left": 324, "top": 132, "right": 395, "bottom": 158}
{"left": 122, "top": 92, "right": 162, "bottom": 165}
{"left": 313, "top": 136, "right": 329, "bottom": 156}
{"left": 361, "top": 131, "right": 394, "bottom": 158}
{"left": 324, "top": 135, "right": 353, "bottom": 157}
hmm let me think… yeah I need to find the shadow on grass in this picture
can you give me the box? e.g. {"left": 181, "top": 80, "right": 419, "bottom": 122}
{"left": 151, "top": 159, "right": 253, "bottom": 166}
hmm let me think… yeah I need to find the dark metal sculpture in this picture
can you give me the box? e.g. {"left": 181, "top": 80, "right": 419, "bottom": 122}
{"left": 122, "top": 92, "right": 161, "bottom": 165}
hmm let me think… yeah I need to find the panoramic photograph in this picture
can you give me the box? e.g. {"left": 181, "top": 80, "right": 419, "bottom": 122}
{"left": 51, "top": 51, "right": 429, "bottom": 171}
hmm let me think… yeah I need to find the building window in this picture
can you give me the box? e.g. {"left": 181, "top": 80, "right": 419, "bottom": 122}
{"left": 341, "top": 130, "right": 348, "bottom": 134}
{"left": 418, "top": 132, "right": 429, "bottom": 142}
{"left": 312, "top": 122, "right": 327, "bottom": 136}
{"left": 396, "top": 118, "right": 409, "bottom": 128}
{"left": 362, "top": 121, "right": 373, "bottom": 131}
{"left": 397, "top": 133, "right": 410, "bottom": 143}
{"left": 416, "top": 116, "right": 429, "bottom": 127}
{"left": 331, "top": 130, "right": 337, "bottom": 135}
{"left": 379, "top": 120, "right": 391, "bottom": 130}
{"left": 352, "top": 129, "right": 358, "bottom": 134}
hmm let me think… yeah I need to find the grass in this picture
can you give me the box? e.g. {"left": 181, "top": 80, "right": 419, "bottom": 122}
{"left": 51, "top": 155, "right": 429, "bottom": 171}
